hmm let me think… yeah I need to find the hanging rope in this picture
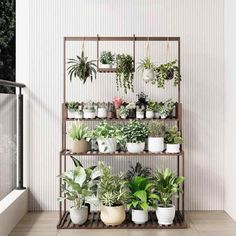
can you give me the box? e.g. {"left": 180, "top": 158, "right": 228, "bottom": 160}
{"left": 146, "top": 37, "right": 151, "bottom": 59}
{"left": 165, "top": 38, "right": 170, "bottom": 62}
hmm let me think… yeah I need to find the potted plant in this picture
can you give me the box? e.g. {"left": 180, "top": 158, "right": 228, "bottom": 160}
{"left": 97, "top": 102, "right": 107, "bottom": 119}
{"left": 100, "top": 51, "right": 115, "bottom": 68}
{"left": 107, "top": 102, "right": 115, "bottom": 119}
{"left": 136, "top": 106, "right": 145, "bottom": 119}
{"left": 98, "top": 162, "right": 128, "bottom": 226}
{"left": 165, "top": 126, "right": 183, "bottom": 153}
{"left": 122, "top": 121, "right": 148, "bottom": 153}
{"left": 68, "top": 122, "right": 89, "bottom": 153}
{"left": 83, "top": 102, "right": 96, "bottom": 119}
{"left": 125, "top": 162, "right": 152, "bottom": 181}
{"left": 67, "top": 50, "right": 97, "bottom": 84}
{"left": 67, "top": 102, "right": 79, "bottom": 119}
{"left": 152, "top": 60, "right": 181, "bottom": 88}
{"left": 146, "top": 100, "right": 156, "bottom": 119}
{"left": 113, "top": 96, "right": 123, "bottom": 119}
{"left": 92, "top": 122, "right": 120, "bottom": 153}
{"left": 126, "top": 102, "right": 136, "bottom": 118}
{"left": 137, "top": 57, "right": 155, "bottom": 82}
{"left": 154, "top": 102, "right": 161, "bottom": 119}
{"left": 127, "top": 176, "right": 157, "bottom": 224}
{"left": 153, "top": 168, "right": 184, "bottom": 225}
{"left": 115, "top": 54, "right": 134, "bottom": 94}
{"left": 58, "top": 164, "right": 101, "bottom": 225}
{"left": 159, "top": 99, "right": 175, "bottom": 119}
{"left": 148, "top": 122, "right": 165, "bottom": 153}
{"left": 77, "top": 105, "right": 83, "bottom": 119}
{"left": 136, "top": 92, "right": 148, "bottom": 109}
{"left": 120, "top": 105, "right": 129, "bottom": 119}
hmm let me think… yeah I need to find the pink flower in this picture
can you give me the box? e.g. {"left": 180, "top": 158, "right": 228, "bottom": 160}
{"left": 113, "top": 96, "right": 123, "bottom": 109}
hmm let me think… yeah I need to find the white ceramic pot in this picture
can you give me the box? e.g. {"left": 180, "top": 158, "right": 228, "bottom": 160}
{"left": 77, "top": 112, "right": 83, "bottom": 119}
{"left": 101, "top": 64, "right": 113, "bottom": 69}
{"left": 70, "top": 206, "right": 88, "bottom": 225}
{"left": 71, "top": 139, "right": 88, "bottom": 154}
{"left": 68, "top": 110, "right": 79, "bottom": 119}
{"left": 127, "top": 142, "right": 145, "bottom": 153}
{"left": 132, "top": 209, "right": 148, "bottom": 224}
{"left": 143, "top": 68, "right": 155, "bottom": 82}
{"left": 97, "top": 108, "right": 107, "bottom": 118}
{"left": 160, "top": 114, "right": 168, "bottom": 119}
{"left": 166, "top": 144, "right": 180, "bottom": 153}
{"left": 146, "top": 110, "right": 154, "bottom": 119}
{"left": 155, "top": 112, "right": 160, "bottom": 119}
{"left": 97, "top": 138, "right": 117, "bottom": 153}
{"left": 156, "top": 204, "right": 175, "bottom": 226}
{"left": 83, "top": 110, "right": 96, "bottom": 119}
{"left": 136, "top": 111, "right": 144, "bottom": 119}
{"left": 101, "top": 205, "right": 126, "bottom": 226}
{"left": 121, "top": 114, "right": 128, "bottom": 119}
{"left": 148, "top": 137, "right": 164, "bottom": 153}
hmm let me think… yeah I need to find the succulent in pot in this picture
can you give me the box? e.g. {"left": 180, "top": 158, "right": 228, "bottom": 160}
{"left": 98, "top": 162, "right": 128, "bottom": 226}
{"left": 67, "top": 50, "right": 97, "bottom": 84}
{"left": 113, "top": 96, "right": 123, "bottom": 119}
{"left": 97, "top": 103, "right": 107, "bottom": 119}
{"left": 159, "top": 99, "right": 175, "bottom": 119}
{"left": 100, "top": 51, "right": 115, "bottom": 68}
{"left": 126, "top": 102, "right": 136, "bottom": 118}
{"left": 67, "top": 102, "right": 79, "bottom": 119}
{"left": 148, "top": 122, "right": 165, "bottom": 153}
{"left": 146, "top": 100, "right": 156, "bottom": 119}
{"left": 92, "top": 122, "right": 120, "bottom": 153}
{"left": 83, "top": 101, "right": 96, "bottom": 119}
{"left": 153, "top": 168, "right": 184, "bottom": 225}
{"left": 137, "top": 57, "right": 155, "bottom": 82}
{"left": 165, "top": 126, "right": 183, "bottom": 153}
{"left": 120, "top": 105, "right": 129, "bottom": 119}
{"left": 127, "top": 176, "right": 157, "bottom": 224}
{"left": 58, "top": 163, "right": 101, "bottom": 225}
{"left": 68, "top": 122, "right": 89, "bottom": 153}
{"left": 121, "top": 121, "right": 148, "bottom": 153}
{"left": 136, "top": 106, "right": 145, "bottom": 119}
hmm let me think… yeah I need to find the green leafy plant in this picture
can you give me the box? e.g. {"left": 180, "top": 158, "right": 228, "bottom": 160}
{"left": 67, "top": 102, "right": 79, "bottom": 112}
{"left": 126, "top": 162, "right": 152, "bottom": 180}
{"left": 146, "top": 100, "right": 157, "bottom": 111}
{"left": 58, "top": 164, "right": 101, "bottom": 208}
{"left": 120, "top": 105, "right": 129, "bottom": 117}
{"left": 165, "top": 126, "right": 183, "bottom": 144}
{"left": 127, "top": 176, "right": 157, "bottom": 211}
{"left": 121, "top": 121, "right": 148, "bottom": 143}
{"left": 115, "top": 54, "right": 134, "bottom": 94}
{"left": 148, "top": 122, "right": 166, "bottom": 137}
{"left": 92, "top": 122, "right": 120, "bottom": 139}
{"left": 153, "top": 168, "right": 184, "bottom": 208}
{"left": 137, "top": 57, "right": 155, "bottom": 71}
{"left": 159, "top": 99, "right": 175, "bottom": 118}
{"left": 98, "top": 162, "right": 128, "bottom": 206}
{"left": 67, "top": 51, "right": 97, "bottom": 84}
{"left": 152, "top": 60, "right": 181, "bottom": 88}
{"left": 100, "top": 51, "right": 115, "bottom": 65}
{"left": 83, "top": 101, "right": 96, "bottom": 112}
{"left": 68, "top": 122, "right": 89, "bottom": 141}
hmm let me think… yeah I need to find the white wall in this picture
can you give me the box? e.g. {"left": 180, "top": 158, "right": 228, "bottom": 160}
{"left": 17, "top": 0, "right": 224, "bottom": 211}
{"left": 224, "top": 0, "right": 236, "bottom": 221}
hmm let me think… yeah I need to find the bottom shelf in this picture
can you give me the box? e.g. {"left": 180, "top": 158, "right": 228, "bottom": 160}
{"left": 57, "top": 210, "right": 188, "bottom": 229}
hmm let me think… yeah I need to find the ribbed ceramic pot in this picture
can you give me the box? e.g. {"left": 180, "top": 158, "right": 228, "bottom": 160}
{"left": 148, "top": 137, "right": 164, "bottom": 153}
{"left": 166, "top": 144, "right": 180, "bottom": 153}
{"left": 156, "top": 204, "right": 175, "bottom": 226}
{"left": 131, "top": 209, "right": 148, "bottom": 224}
{"left": 126, "top": 142, "right": 145, "bottom": 153}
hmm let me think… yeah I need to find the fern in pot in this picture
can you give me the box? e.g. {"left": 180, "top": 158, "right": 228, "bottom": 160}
{"left": 68, "top": 122, "right": 90, "bottom": 154}
{"left": 137, "top": 57, "right": 155, "bottom": 82}
{"left": 121, "top": 121, "right": 148, "bottom": 153}
{"left": 100, "top": 51, "right": 115, "bottom": 68}
{"left": 92, "top": 122, "right": 120, "bottom": 153}
{"left": 98, "top": 162, "right": 128, "bottom": 226}
{"left": 165, "top": 126, "right": 183, "bottom": 153}
{"left": 127, "top": 176, "right": 157, "bottom": 224}
{"left": 58, "top": 164, "right": 101, "bottom": 225}
{"left": 148, "top": 122, "right": 165, "bottom": 153}
{"left": 153, "top": 168, "right": 184, "bottom": 225}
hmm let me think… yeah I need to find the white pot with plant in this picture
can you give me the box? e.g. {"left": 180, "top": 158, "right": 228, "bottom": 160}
{"left": 127, "top": 176, "right": 157, "bottom": 224}
{"left": 136, "top": 106, "right": 145, "bottom": 119}
{"left": 137, "top": 57, "right": 155, "bottom": 82}
{"left": 120, "top": 105, "right": 129, "bottom": 119}
{"left": 67, "top": 102, "right": 79, "bottom": 119}
{"left": 154, "top": 168, "right": 184, "bottom": 225}
{"left": 58, "top": 163, "right": 101, "bottom": 225}
{"left": 97, "top": 103, "right": 107, "bottom": 119}
{"left": 148, "top": 122, "right": 165, "bottom": 153}
{"left": 165, "top": 126, "right": 183, "bottom": 153}
{"left": 98, "top": 162, "right": 127, "bottom": 226}
{"left": 83, "top": 102, "right": 96, "bottom": 119}
{"left": 146, "top": 100, "right": 157, "bottom": 119}
{"left": 159, "top": 99, "right": 175, "bottom": 119}
{"left": 100, "top": 51, "right": 115, "bottom": 68}
{"left": 122, "top": 121, "right": 148, "bottom": 153}
{"left": 68, "top": 122, "right": 89, "bottom": 154}
{"left": 93, "top": 122, "right": 120, "bottom": 153}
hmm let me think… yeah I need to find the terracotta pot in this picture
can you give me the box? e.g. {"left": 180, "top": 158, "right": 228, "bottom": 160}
{"left": 71, "top": 139, "right": 88, "bottom": 153}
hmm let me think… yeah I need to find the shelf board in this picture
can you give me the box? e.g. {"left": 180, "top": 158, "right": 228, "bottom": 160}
{"left": 60, "top": 149, "right": 184, "bottom": 156}
{"left": 97, "top": 68, "right": 116, "bottom": 73}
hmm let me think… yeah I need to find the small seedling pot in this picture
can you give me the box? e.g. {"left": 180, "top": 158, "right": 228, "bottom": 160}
{"left": 136, "top": 111, "right": 144, "bottom": 119}
{"left": 146, "top": 110, "right": 154, "bottom": 119}
{"left": 132, "top": 209, "right": 148, "bottom": 224}
{"left": 156, "top": 204, "right": 175, "bottom": 226}
{"left": 68, "top": 110, "right": 79, "bottom": 119}
{"left": 83, "top": 110, "right": 96, "bottom": 119}
{"left": 97, "top": 108, "right": 107, "bottom": 118}
{"left": 126, "top": 142, "right": 145, "bottom": 153}
{"left": 166, "top": 144, "right": 180, "bottom": 153}
{"left": 70, "top": 206, "right": 88, "bottom": 225}
{"left": 154, "top": 112, "right": 160, "bottom": 119}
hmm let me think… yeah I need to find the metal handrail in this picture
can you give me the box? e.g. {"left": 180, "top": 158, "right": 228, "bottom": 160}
{"left": 0, "top": 79, "right": 26, "bottom": 88}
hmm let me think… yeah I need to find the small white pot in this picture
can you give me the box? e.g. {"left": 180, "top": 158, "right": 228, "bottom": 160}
{"left": 132, "top": 209, "right": 148, "bottom": 224}
{"left": 156, "top": 204, "right": 175, "bottom": 226}
{"left": 154, "top": 112, "right": 160, "bottom": 119}
{"left": 127, "top": 142, "right": 145, "bottom": 153}
{"left": 136, "top": 111, "right": 144, "bottom": 119}
{"left": 148, "top": 137, "right": 164, "bottom": 153}
{"left": 120, "top": 114, "right": 128, "bottom": 119}
{"left": 143, "top": 68, "right": 155, "bottom": 82}
{"left": 83, "top": 110, "right": 96, "bottom": 119}
{"left": 160, "top": 114, "right": 168, "bottom": 119}
{"left": 70, "top": 206, "right": 88, "bottom": 225}
{"left": 77, "top": 112, "right": 83, "bottom": 119}
{"left": 97, "top": 138, "right": 117, "bottom": 153}
{"left": 97, "top": 108, "right": 107, "bottom": 118}
{"left": 146, "top": 110, "right": 154, "bottom": 119}
{"left": 166, "top": 144, "right": 180, "bottom": 153}
{"left": 101, "top": 64, "right": 113, "bottom": 69}
{"left": 68, "top": 110, "right": 79, "bottom": 119}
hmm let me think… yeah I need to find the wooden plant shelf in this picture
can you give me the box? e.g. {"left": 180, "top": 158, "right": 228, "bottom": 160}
{"left": 60, "top": 149, "right": 184, "bottom": 157}
{"left": 97, "top": 68, "right": 116, "bottom": 73}
{"left": 57, "top": 210, "right": 187, "bottom": 229}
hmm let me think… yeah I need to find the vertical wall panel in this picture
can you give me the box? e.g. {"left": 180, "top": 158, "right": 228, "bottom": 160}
{"left": 25, "top": 0, "right": 224, "bottom": 210}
